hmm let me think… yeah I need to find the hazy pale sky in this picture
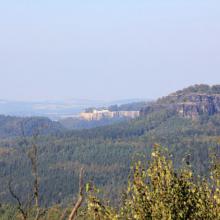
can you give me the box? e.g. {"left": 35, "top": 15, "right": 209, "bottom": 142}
{"left": 0, "top": 0, "right": 220, "bottom": 101}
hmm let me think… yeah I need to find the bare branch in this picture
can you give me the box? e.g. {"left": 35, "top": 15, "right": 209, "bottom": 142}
{"left": 11, "top": 122, "right": 46, "bottom": 220}
{"left": 68, "top": 168, "right": 84, "bottom": 220}
{"left": 8, "top": 180, "right": 27, "bottom": 220}
{"left": 34, "top": 208, "right": 48, "bottom": 220}
{"left": 59, "top": 208, "right": 68, "bottom": 220}
{"left": 28, "top": 137, "right": 48, "bottom": 220}
{"left": 28, "top": 142, "right": 39, "bottom": 208}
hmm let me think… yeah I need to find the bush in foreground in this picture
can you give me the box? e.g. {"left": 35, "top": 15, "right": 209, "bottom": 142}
{"left": 1, "top": 145, "right": 220, "bottom": 220}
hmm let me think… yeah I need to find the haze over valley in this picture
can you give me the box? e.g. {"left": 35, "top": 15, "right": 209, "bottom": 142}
{"left": 0, "top": 98, "right": 145, "bottom": 120}
{"left": 1, "top": 1, "right": 220, "bottom": 219}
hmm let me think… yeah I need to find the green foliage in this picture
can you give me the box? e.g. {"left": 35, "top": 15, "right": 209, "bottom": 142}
{"left": 60, "top": 117, "right": 127, "bottom": 130}
{"left": 0, "top": 204, "right": 17, "bottom": 220}
{"left": 172, "top": 84, "right": 220, "bottom": 96}
{"left": 0, "top": 115, "right": 63, "bottom": 138}
{"left": 1, "top": 145, "right": 220, "bottom": 220}
{"left": 108, "top": 102, "right": 147, "bottom": 112}
{"left": 1, "top": 110, "right": 220, "bottom": 205}
{"left": 82, "top": 145, "right": 220, "bottom": 220}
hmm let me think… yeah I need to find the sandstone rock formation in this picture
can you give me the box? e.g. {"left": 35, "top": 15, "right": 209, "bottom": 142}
{"left": 141, "top": 85, "right": 220, "bottom": 119}
{"left": 80, "top": 109, "right": 140, "bottom": 121}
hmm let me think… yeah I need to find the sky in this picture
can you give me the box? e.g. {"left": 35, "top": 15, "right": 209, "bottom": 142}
{"left": 0, "top": 0, "right": 220, "bottom": 101}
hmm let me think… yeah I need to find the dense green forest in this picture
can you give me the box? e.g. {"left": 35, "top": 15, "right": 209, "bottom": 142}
{"left": 60, "top": 101, "right": 148, "bottom": 130}
{"left": 0, "top": 85, "right": 220, "bottom": 219}
{"left": 1, "top": 109, "right": 220, "bottom": 204}
{"left": 0, "top": 115, "right": 63, "bottom": 138}
{"left": 59, "top": 116, "right": 128, "bottom": 130}
{"left": 0, "top": 145, "right": 220, "bottom": 219}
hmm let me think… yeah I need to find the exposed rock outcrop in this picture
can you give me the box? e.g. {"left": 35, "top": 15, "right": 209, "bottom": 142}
{"left": 80, "top": 109, "right": 140, "bottom": 121}
{"left": 141, "top": 85, "right": 220, "bottom": 119}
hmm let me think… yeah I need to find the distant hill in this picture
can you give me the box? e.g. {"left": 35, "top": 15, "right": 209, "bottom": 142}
{"left": 105, "top": 101, "right": 148, "bottom": 112}
{"left": 141, "top": 84, "right": 220, "bottom": 119}
{"left": 171, "top": 84, "right": 220, "bottom": 95}
{"left": 59, "top": 117, "right": 127, "bottom": 130}
{"left": 0, "top": 115, "right": 64, "bottom": 138}
{"left": 60, "top": 102, "right": 148, "bottom": 130}
{"left": 0, "top": 99, "right": 104, "bottom": 120}
{"left": 1, "top": 84, "right": 220, "bottom": 205}
{"left": 0, "top": 99, "right": 147, "bottom": 120}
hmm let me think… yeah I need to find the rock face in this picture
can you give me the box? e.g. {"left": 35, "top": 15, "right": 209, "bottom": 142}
{"left": 80, "top": 109, "right": 140, "bottom": 121}
{"left": 172, "top": 94, "right": 220, "bottom": 119}
{"left": 141, "top": 85, "right": 220, "bottom": 119}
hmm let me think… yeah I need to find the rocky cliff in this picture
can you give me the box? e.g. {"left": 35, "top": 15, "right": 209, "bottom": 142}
{"left": 141, "top": 84, "right": 220, "bottom": 119}
{"left": 80, "top": 109, "right": 140, "bottom": 121}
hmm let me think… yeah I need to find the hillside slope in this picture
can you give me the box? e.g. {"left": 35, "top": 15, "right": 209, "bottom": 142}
{"left": 1, "top": 85, "right": 220, "bottom": 205}
{"left": 141, "top": 84, "right": 220, "bottom": 119}
{"left": 0, "top": 115, "right": 64, "bottom": 138}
